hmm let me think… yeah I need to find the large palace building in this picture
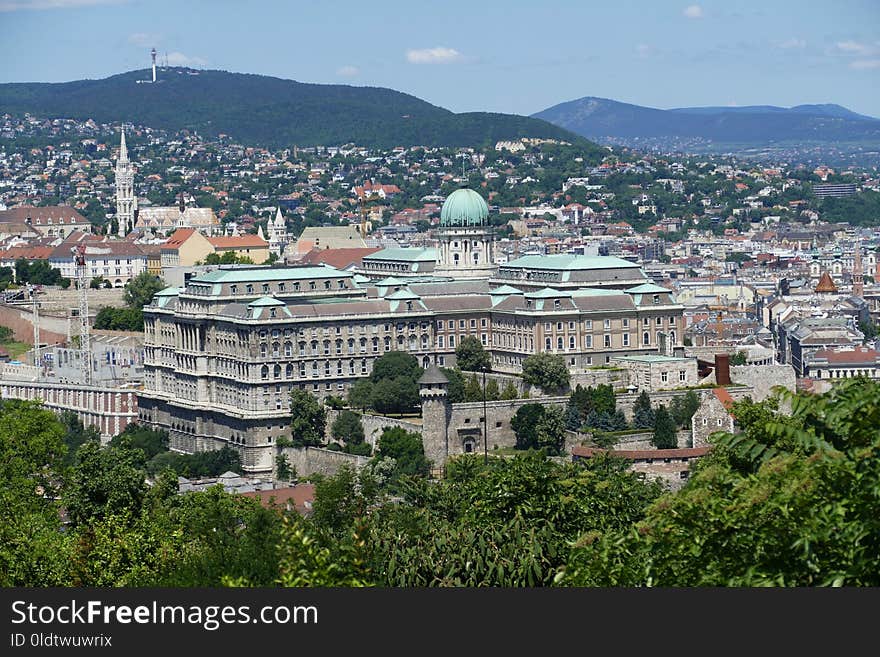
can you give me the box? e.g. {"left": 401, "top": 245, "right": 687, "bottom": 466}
{"left": 138, "top": 187, "right": 684, "bottom": 474}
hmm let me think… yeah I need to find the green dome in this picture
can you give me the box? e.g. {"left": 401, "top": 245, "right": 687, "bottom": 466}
{"left": 440, "top": 187, "right": 489, "bottom": 227}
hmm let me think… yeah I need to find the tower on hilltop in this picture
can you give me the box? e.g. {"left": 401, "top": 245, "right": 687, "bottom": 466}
{"left": 151, "top": 47, "right": 157, "bottom": 83}
{"left": 115, "top": 128, "right": 136, "bottom": 237}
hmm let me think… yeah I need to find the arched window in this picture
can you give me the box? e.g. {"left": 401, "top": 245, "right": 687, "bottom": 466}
{"left": 284, "top": 341, "right": 292, "bottom": 357}
{"left": 261, "top": 365, "right": 269, "bottom": 379}
{"left": 272, "top": 342, "right": 280, "bottom": 358}
{"left": 286, "top": 364, "right": 293, "bottom": 378}
{"left": 274, "top": 364, "right": 281, "bottom": 378}
{"left": 643, "top": 332, "right": 650, "bottom": 346}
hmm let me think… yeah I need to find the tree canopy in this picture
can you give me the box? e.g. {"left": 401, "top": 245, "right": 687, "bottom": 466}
{"left": 455, "top": 336, "right": 491, "bottom": 372}
{"left": 522, "top": 353, "right": 570, "bottom": 393}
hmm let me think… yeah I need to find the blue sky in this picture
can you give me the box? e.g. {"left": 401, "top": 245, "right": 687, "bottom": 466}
{"left": 1, "top": 0, "right": 879, "bottom": 117}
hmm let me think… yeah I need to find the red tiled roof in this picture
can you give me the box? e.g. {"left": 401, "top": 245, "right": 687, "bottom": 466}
{"left": 0, "top": 246, "right": 54, "bottom": 261}
{"left": 164, "top": 228, "right": 197, "bottom": 248}
{"left": 812, "top": 346, "right": 878, "bottom": 365}
{"left": 241, "top": 484, "right": 315, "bottom": 515}
{"left": 299, "top": 247, "right": 381, "bottom": 269}
{"left": 207, "top": 235, "right": 268, "bottom": 249}
{"left": 713, "top": 387, "right": 735, "bottom": 411}
{"left": 571, "top": 446, "right": 711, "bottom": 460}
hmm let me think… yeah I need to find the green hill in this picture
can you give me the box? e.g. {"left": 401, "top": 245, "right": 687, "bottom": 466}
{"left": 0, "top": 68, "right": 590, "bottom": 150}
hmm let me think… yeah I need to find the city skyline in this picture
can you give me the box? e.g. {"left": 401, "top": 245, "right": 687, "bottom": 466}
{"left": 0, "top": 0, "right": 878, "bottom": 118}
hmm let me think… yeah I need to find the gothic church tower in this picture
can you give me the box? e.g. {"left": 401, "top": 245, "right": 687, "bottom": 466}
{"left": 115, "top": 129, "right": 137, "bottom": 237}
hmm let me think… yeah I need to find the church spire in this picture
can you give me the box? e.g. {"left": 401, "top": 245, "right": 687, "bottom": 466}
{"left": 119, "top": 127, "right": 128, "bottom": 163}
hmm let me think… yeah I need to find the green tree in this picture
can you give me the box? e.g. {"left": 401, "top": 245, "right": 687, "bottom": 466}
{"left": 374, "top": 426, "right": 431, "bottom": 480}
{"left": 522, "top": 353, "right": 570, "bottom": 393}
{"left": 289, "top": 389, "right": 326, "bottom": 447}
{"left": 370, "top": 350, "right": 420, "bottom": 384}
{"left": 59, "top": 411, "right": 100, "bottom": 467}
{"left": 464, "top": 373, "right": 483, "bottom": 402}
{"left": 455, "top": 336, "right": 491, "bottom": 372}
{"left": 93, "top": 306, "right": 144, "bottom": 331}
{"left": 564, "top": 378, "right": 880, "bottom": 586}
{"left": 110, "top": 423, "right": 169, "bottom": 460}
{"left": 347, "top": 379, "right": 373, "bottom": 412}
{"left": 511, "top": 403, "right": 545, "bottom": 450}
{"left": 63, "top": 440, "right": 147, "bottom": 528}
{"left": 484, "top": 378, "right": 501, "bottom": 401}
{"left": 632, "top": 391, "right": 655, "bottom": 429}
{"left": 535, "top": 406, "right": 566, "bottom": 455}
{"left": 276, "top": 454, "right": 294, "bottom": 482}
{"left": 730, "top": 351, "right": 748, "bottom": 366}
{"left": 123, "top": 271, "right": 165, "bottom": 309}
{"left": 670, "top": 390, "right": 700, "bottom": 428}
{"left": 370, "top": 376, "right": 419, "bottom": 415}
{"left": 652, "top": 404, "right": 677, "bottom": 449}
{"left": 441, "top": 367, "right": 466, "bottom": 403}
{"left": 311, "top": 465, "right": 380, "bottom": 535}
{"left": 331, "top": 410, "right": 365, "bottom": 445}
{"left": 500, "top": 381, "right": 519, "bottom": 400}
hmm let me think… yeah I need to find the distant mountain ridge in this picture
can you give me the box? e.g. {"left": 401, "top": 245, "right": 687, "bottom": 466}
{"left": 0, "top": 68, "right": 591, "bottom": 150}
{"left": 533, "top": 96, "right": 880, "bottom": 151}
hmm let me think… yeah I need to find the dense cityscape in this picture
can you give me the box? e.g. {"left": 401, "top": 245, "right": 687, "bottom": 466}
{"left": 1, "top": 2, "right": 879, "bottom": 594}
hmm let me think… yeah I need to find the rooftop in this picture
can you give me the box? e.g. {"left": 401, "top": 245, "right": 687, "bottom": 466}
{"left": 502, "top": 254, "right": 641, "bottom": 271}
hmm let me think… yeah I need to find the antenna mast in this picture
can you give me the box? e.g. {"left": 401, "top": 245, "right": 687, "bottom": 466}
{"left": 74, "top": 243, "right": 91, "bottom": 385}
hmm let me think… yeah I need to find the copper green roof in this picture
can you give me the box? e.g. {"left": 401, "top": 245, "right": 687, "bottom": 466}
{"left": 364, "top": 248, "right": 437, "bottom": 262}
{"left": 440, "top": 187, "right": 489, "bottom": 227}
{"left": 191, "top": 265, "right": 348, "bottom": 283}
{"left": 626, "top": 283, "right": 673, "bottom": 294}
{"left": 502, "top": 254, "right": 641, "bottom": 270}
{"left": 248, "top": 296, "right": 286, "bottom": 307}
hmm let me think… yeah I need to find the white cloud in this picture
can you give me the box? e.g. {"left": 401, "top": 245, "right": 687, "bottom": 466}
{"left": 165, "top": 52, "right": 207, "bottom": 67}
{"left": 0, "top": 0, "right": 122, "bottom": 11}
{"left": 837, "top": 40, "right": 880, "bottom": 56}
{"left": 683, "top": 5, "right": 703, "bottom": 19}
{"left": 851, "top": 59, "right": 880, "bottom": 70}
{"left": 406, "top": 47, "right": 464, "bottom": 64}
{"left": 336, "top": 65, "right": 359, "bottom": 77}
{"left": 778, "top": 38, "right": 806, "bottom": 49}
{"left": 128, "top": 32, "right": 160, "bottom": 48}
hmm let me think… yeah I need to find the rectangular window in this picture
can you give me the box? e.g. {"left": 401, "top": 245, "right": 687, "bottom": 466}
{"left": 449, "top": 335, "right": 455, "bottom": 348}
{"left": 481, "top": 318, "right": 487, "bottom": 328}
{"left": 438, "top": 336, "right": 444, "bottom": 348}
{"left": 604, "top": 334, "right": 611, "bottom": 348}
{"left": 623, "top": 318, "right": 629, "bottom": 328}
{"left": 623, "top": 334, "right": 630, "bottom": 347}
{"left": 679, "top": 370, "right": 686, "bottom": 382}
{"left": 584, "top": 320, "right": 592, "bottom": 329}
{"left": 569, "top": 336, "right": 575, "bottom": 349}
{"left": 604, "top": 319, "right": 611, "bottom": 329}
{"left": 584, "top": 335, "right": 592, "bottom": 348}
{"left": 661, "top": 372, "right": 668, "bottom": 383}
{"left": 470, "top": 319, "right": 476, "bottom": 328}
{"left": 459, "top": 320, "right": 466, "bottom": 329}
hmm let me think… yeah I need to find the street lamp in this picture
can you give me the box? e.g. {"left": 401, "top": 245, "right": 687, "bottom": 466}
{"left": 482, "top": 367, "right": 488, "bottom": 465}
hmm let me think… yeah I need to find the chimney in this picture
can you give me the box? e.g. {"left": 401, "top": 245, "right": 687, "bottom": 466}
{"left": 715, "top": 353, "right": 731, "bottom": 386}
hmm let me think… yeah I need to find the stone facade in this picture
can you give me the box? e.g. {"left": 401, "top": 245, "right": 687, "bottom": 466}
{"left": 611, "top": 355, "right": 699, "bottom": 392}
{"left": 691, "top": 389, "right": 735, "bottom": 448}
{"left": 280, "top": 445, "right": 367, "bottom": 478}
{"left": 0, "top": 377, "right": 138, "bottom": 441}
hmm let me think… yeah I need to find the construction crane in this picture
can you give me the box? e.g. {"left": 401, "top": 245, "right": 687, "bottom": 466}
{"left": 73, "top": 243, "right": 92, "bottom": 385}
{"left": 29, "top": 283, "right": 40, "bottom": 374}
